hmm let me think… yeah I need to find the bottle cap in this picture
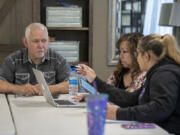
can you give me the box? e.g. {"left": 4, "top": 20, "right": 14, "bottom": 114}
{"left": 71, "top": 68, "right": 76, "bottom": 71}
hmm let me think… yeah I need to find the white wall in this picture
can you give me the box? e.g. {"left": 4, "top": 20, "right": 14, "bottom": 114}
{"left": 92, "top": 0, "right": 115, "bottom": 81}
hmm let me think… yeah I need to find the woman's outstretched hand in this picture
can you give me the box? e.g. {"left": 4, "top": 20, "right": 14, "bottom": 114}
{"left": 73, "top": 93, "right": 87, "bottom": 102}
{"left": 76, "top": 64, "right": 97, "bottom": 83}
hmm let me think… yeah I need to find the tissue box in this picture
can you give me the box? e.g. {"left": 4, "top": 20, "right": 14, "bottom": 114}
{"left": 46, "top": 7, "right": 82, "bottom": 27}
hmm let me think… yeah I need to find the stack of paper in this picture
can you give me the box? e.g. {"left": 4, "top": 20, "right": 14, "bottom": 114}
{"left": 46, "top": 7, "right": 82, "bottom": 27}
{"left": 49, "top": 41, "right": 79, "bottom": 62}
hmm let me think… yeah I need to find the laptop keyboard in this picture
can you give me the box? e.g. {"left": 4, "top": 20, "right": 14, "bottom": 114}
{"left": 54, "top": 100, "right": 75, "bottom": 105}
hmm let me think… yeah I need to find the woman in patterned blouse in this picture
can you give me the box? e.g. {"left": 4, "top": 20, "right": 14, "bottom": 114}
{"left": 106, "top": 32, "right": 146, "bottom": 92}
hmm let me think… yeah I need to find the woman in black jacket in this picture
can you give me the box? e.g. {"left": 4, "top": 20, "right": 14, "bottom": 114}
{"left": 77, "top": 34, "right": 180, "bottom": 135}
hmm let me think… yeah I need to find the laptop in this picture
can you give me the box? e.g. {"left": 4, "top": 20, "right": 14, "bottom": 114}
{"left": 32, "top": 68, "right": 86, "bottom": 108}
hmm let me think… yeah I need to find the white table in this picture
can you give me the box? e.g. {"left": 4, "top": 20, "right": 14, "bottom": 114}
{"left": 8, "top": 95, "right": 169, "bottom": 135}
{"left": 0, "top": 94, "right": 15, "bottom": 135}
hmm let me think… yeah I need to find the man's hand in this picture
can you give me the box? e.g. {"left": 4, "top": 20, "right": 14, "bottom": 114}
{"left": 34, "top": 84, "right": 43, "bottom": 96}
{"left": 17, "top": 84, "right": 40, "bottom": 96}
{"left": 0, "top": 80, "right": 42, "bottom": 96}
{"left": 73, "top": 93, "right": 87, "bottom": 102}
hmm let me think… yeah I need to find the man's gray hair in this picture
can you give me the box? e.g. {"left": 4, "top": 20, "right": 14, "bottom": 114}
{"left": 25, "top": 23, "right": 48, "bottom": 39}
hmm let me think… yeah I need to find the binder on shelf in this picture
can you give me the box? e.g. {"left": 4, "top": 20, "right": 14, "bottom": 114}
{"left": 49, "top": 41, "right": 80, "bottom": 63}
{"left": 46, "top": 7, "right": 82, "bottom": 27}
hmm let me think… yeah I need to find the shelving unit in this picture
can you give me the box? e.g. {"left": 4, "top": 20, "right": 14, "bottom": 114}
{"left": 40, "top": 0, "right": 92, "bottom": 66}
{"left": 47, "top": 27, "right": 89, "bottom": 31}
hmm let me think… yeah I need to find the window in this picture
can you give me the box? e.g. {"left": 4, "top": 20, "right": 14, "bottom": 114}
{"left": 108, "top": 0, "right": 173, "bottom": 66}
{"left": 108, "top": 0, "right": 146, "bottom": 66}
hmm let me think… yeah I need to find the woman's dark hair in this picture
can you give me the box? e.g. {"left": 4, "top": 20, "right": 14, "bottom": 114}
{"left": 113, "top": 32, "right": 144, "bottom": 88}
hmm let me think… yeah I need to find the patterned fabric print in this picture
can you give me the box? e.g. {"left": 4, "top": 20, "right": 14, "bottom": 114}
{"left": 106, "top": 71, "right": 146, "bottom": 92}
{"left": 106, "top": 73, "right": 116, "bottom": 86}
{"left": 43, "top": 71, "right": 56, "bottom": 85}
{"left": 0, "top": 48, "right": 70, "bottom": 85}
{"left": 15, "top": 73, "right": 30, "bottom": 84}
{"left": 126, "top": 72, "right": 146, "bottom": 92}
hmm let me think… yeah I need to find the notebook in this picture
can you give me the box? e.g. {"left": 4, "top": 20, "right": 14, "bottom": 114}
{"left": 32, "top": 68, "right": 86, "bottom": 108}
